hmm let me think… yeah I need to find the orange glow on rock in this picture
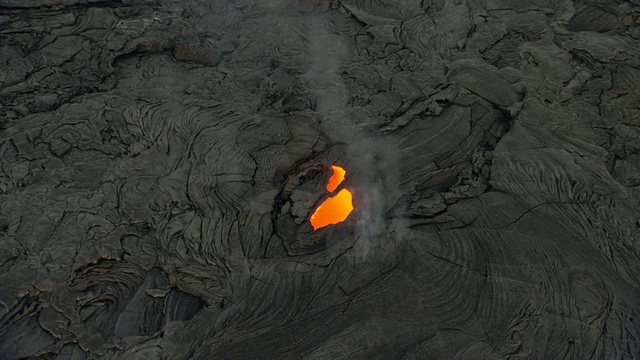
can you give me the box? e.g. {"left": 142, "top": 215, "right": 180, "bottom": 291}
{"left": 310, "top": 189, "right": 354, "bottom": 230}
{"left": 326, "top": 165, "right": 346, "bottom": 192}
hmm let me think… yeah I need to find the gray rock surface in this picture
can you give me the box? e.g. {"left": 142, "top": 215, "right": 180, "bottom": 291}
{"left": 1, "top": 0, "right": 639, "bottom": 358}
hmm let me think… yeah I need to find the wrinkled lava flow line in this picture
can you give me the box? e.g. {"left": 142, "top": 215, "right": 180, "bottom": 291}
{"left": 310, "top": 165, "right": 354, "bottom": 231}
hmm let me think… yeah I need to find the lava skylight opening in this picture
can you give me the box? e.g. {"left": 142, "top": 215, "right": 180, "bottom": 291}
{"left": 310, "top": 165, "right": 354, "bottom": 231}
{"left": 310, "top": 189, "right": 354, "bottom": 231}
{"left": 326, "top": 165, "right": 346, "bottom": 193}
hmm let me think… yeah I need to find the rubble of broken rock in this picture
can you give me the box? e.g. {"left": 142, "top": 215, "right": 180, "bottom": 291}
{"left": 1, "top": 0, "right": 640, "bottom": 358}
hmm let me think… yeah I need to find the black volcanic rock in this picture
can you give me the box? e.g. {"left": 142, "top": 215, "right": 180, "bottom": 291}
{"left": 1, "top": 0, "right": 639, "bottom": 359}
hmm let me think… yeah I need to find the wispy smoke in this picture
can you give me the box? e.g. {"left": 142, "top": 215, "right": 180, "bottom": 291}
{"left": 350, "top": 137, "right": 403, "bottom": 262}
{"left": 300, "top": 14, "right": 404, "bottom": 263}
{"left": 300, "top": 17, "right": 351, "bottom": 137}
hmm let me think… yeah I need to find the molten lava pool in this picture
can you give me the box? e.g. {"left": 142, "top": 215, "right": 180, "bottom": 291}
{"left": 310, "top": 165, "right": 354, "bottom": 230}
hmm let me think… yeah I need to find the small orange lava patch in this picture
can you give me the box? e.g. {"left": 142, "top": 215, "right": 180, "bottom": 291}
{"left": 326, "top": 165, "right": 346, "bottom": 192}
{"left": 310, "top": 165, "right": 354, "bottom": 231}
{"left": 310, "top": 189, "right": 354, "bottom": 230}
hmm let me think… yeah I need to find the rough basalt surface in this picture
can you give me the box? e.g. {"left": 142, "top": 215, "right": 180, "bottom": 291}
{"left": 1, "top": 0, "right": 640, "bottom": 359}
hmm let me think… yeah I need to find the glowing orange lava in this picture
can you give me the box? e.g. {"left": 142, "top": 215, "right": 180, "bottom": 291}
{"left": 310, "top": 165, "right": 354, "bottom": 231}
{"left": 310, "top": 189, "right": 354, "bottom": 230}
{"left": 326, "top": 165, "right": 346, "bottom": 192}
